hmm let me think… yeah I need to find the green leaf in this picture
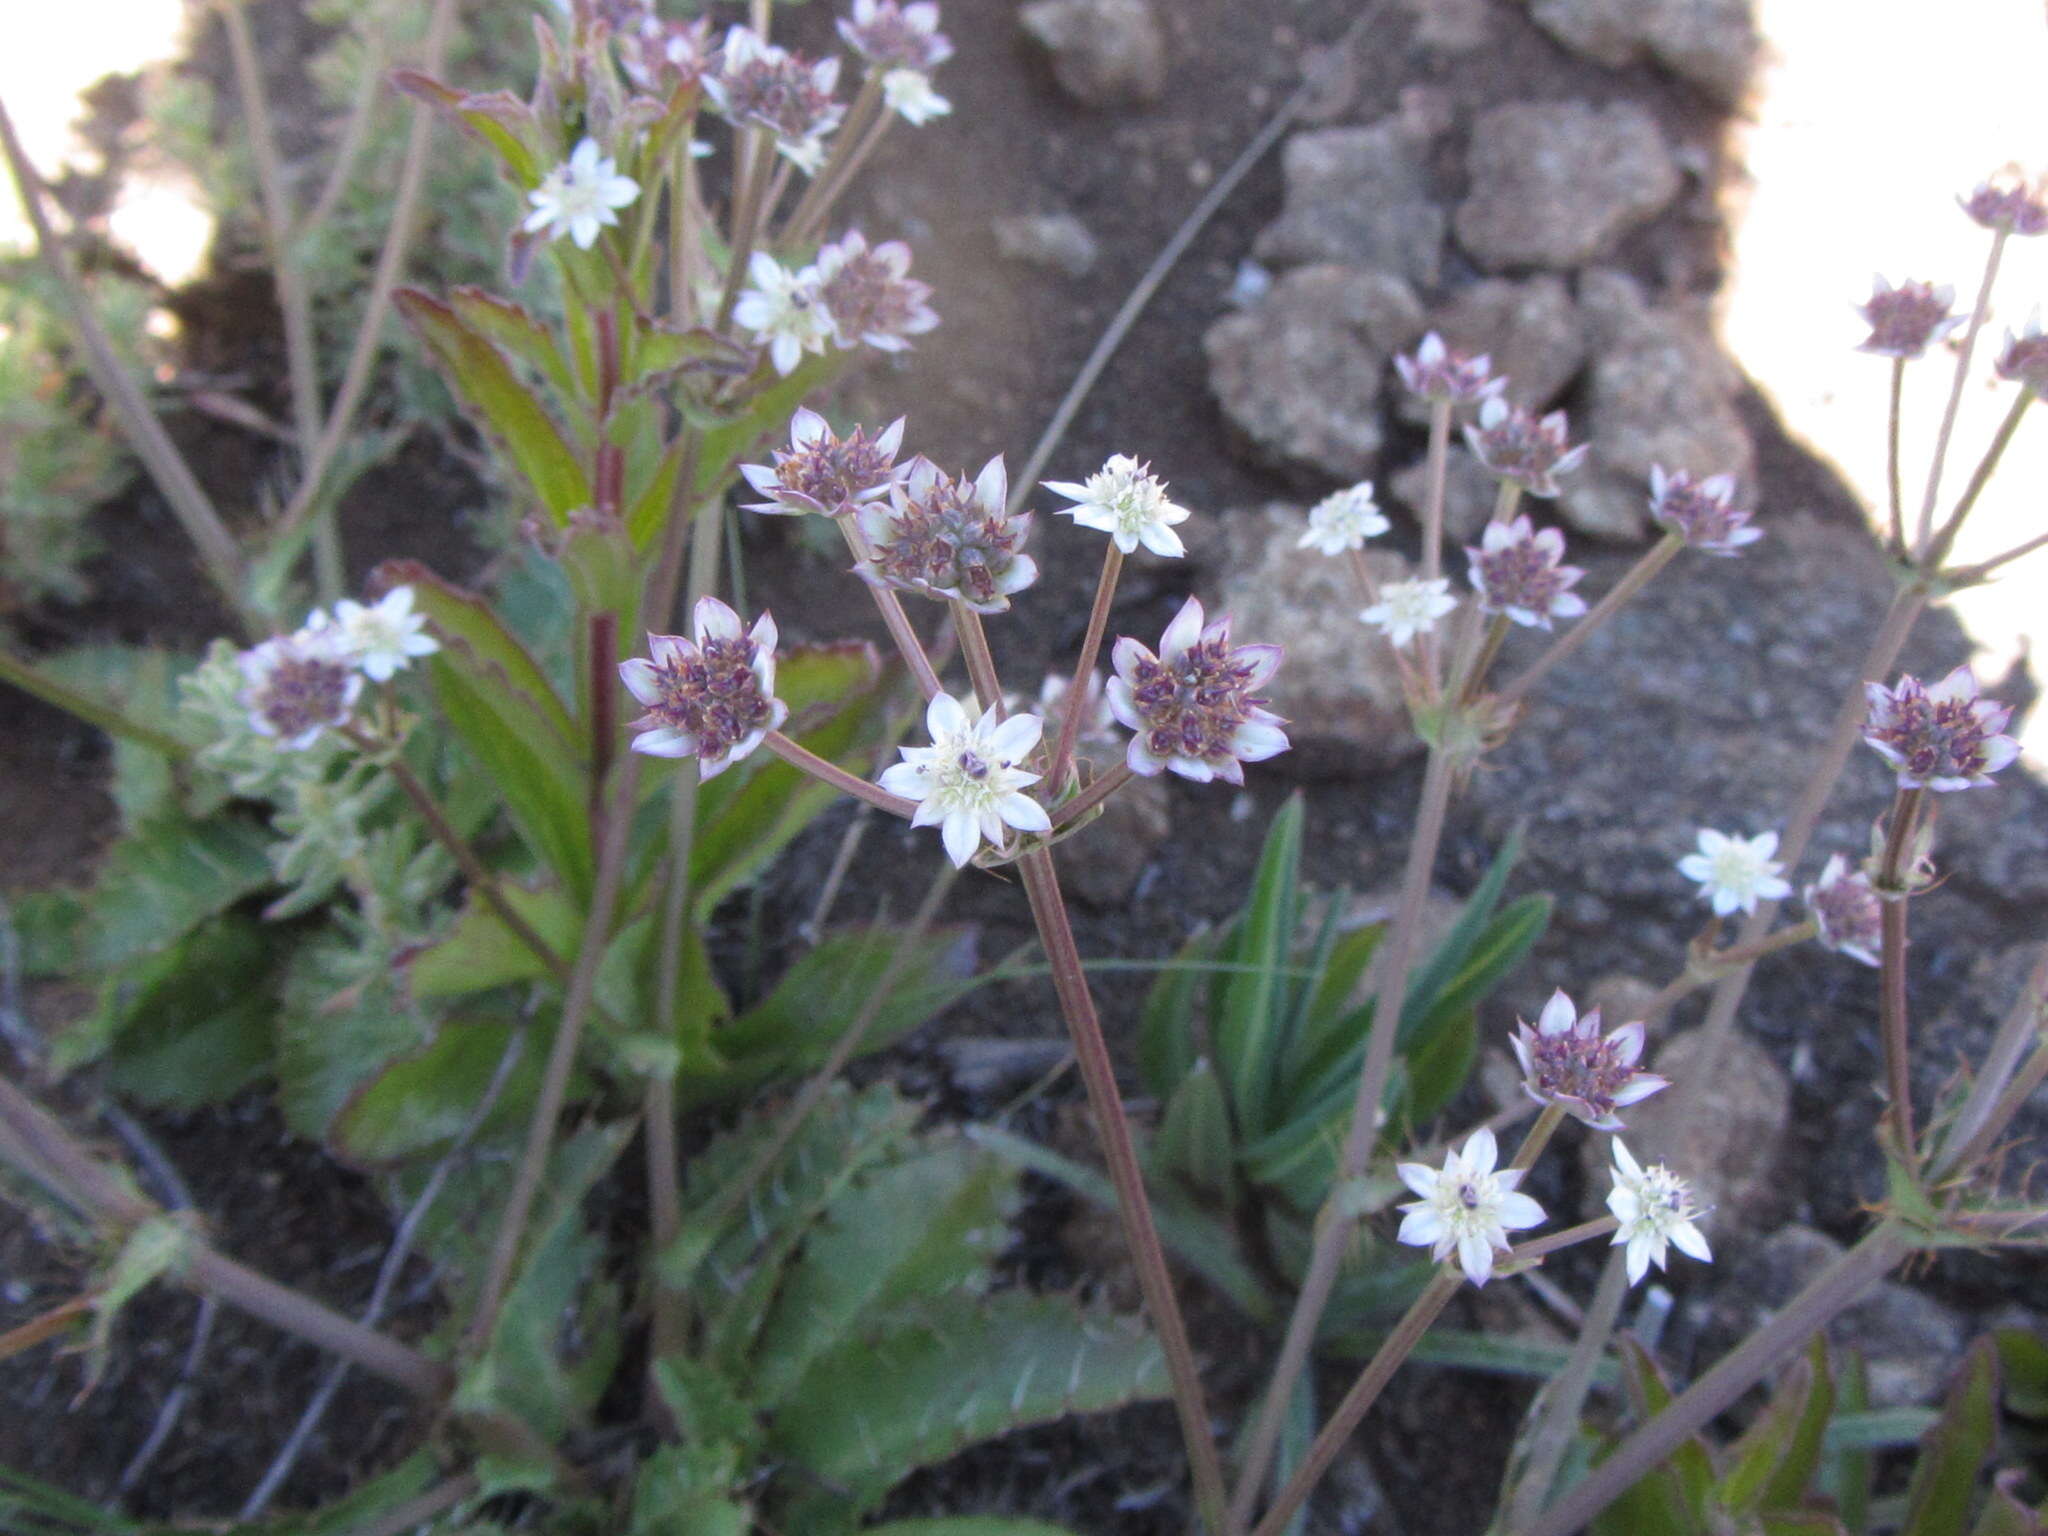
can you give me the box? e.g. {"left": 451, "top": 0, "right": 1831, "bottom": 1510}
{"left": 1994, "top": 1326, "right": 2048, "bottom": 1422}
{"left": 0, "top": 1463, "right": 143, "bottom": 1534}
{"left": 749, "top": 1138, "right": 1017, "bottom": 1408}
{"left": 864, "top": 1522, "right": 1086, "bottom": 1536}
{"left": 395, "top": 289, "right": 590, "bottom": 520}
{"left": 1212, "top": 797, "right": 1304, "bottom": 1139}
{"left": 1899, "top": 1337, "right": 2000, "bottom": 1536}
{"left": 1398, "top": 826, "right": 1524, "bottom": 1039}
{"left": 407, "top": 880, "right": 579, "bottom": 999}
{"left": 391, "top": 73, "right": 541, "bottom": 182}
{"left": 1402, "top": 893, "right": 1551, "bottom": 1053}
{"left": 80, "top": 813, "right": 274, "bottom": 972}
{"left": 769, "top": 1293, "right": 1167, "bottom": 1510}
{"left": 1719, "top": 1340, "right": 1830, "bottom": 1515}
{"left": 1137, "top": 927, "right": 1214, "bottom": 1100}
{"left": 1404, "top": 1329, "right": 1621, "bottom": 1386}
{"left": 651, "top": 1358, "right": 759, "bottom": 1456}
{"left": 1154, "top": 1059, "right": 1238, "bottom": 1201}
{"left": 1760, "top": 1337, "right": 1839, "bottom": 1513}
{"left": 276, "top": 937, "right": 430, "bottom": 1142}
{"left": 1397, "top": 1007, "right": 1477, "bottom": 1127}
{"left": 1820, "top": 1353, "right": 1875, "bottom": 1535}
{"left": 447, "top": 286, "right": 579, "bottom": 406}
{"left": 1965, "top": 1475, "right": 2045, "bottom": 1536}
{"left": 330, "top": 1019, "right": 540, "bottom": 1165}
{"left": 1610, "top": 1338, "right": 1711, "bottom": 1533}
{"left": 375, "top": 560, "right": 577, "bottom": 746}
{"left": 629, "top": 1443, "right": 749, "bottom": 1536}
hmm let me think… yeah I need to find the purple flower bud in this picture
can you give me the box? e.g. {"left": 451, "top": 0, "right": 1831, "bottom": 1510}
{"left": 702, "top": 26, "right": 843, "bottom": 171}
{"left": 741, "top": 407, "right": 906, "bottom": 516}
{"left": 1395, "top": 331, "right": 1506, "bottom": 406}
{"left": 1463, "top": 397, "right": 1588, "bottom": 498}
{"left": 837, "top": 0, "right": 954, "bottom": 72}
{"left": 1804, "top": 854, "right": 1881, "bottom": 967}
{"left": 620, "top": 598, "right": 788, "bottom": 777}
{"left": 814, "top": 230, "right": 938, "bottom": 352}
{"left": 1648, "top": 465, "right": 1762, "bottom": 555}
{"left": 1465, "top": 515, "right": 1586, "bottom": 629}
{"left": 1510, "top": 989, "right": 1668, "bottom": 1132}
{"left": 1105, "top": 596, "right": 1288, "bottom": 785}
{"left": 1856, "top": 276, "right": 1962, "bottom": 360}
{"left": 858, "top": 456, "right": 1038, "bottom": 613}
{"left": 1960, "top": 176, "right": 2048, "bottom": 237}
{"left": 1995, "top": 312, "right": 2048, "bottom": 391}
{"left": 1862, "top": 666, "right": 2019, "bottom": 791}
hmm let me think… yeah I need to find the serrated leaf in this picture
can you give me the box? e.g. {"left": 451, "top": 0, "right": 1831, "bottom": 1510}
{"left": 80, "top": 813, "right": 274, "bottom": 972}
{"left": 1899, "top": 1337, "right": 2000, "bottom": 1536}
{"left": 1213, "top": 796, "right": 1303, "bottom": 1139}
{"left": 329, "top": 1019, "right": 539, "bottom": 1166}
{"left": 770, "top": 1292, "right": 1167, "bottom": 1509}
{"left": 395, "top": 289, "right": 589, "bottom": 520}
{"left": 276, "top": 939, "right": 430, "bottom": 1142}
{"left": 447, "top": 286, "right": 579, "bottom": 406}
{"left": 749, "top": 1139, "right": 1016, "bottom": 1408}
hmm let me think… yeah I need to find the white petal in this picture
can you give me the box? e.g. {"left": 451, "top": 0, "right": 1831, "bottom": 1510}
{"left": 941, "top": 809, "right": 980, "bottom": 867}
{"left": 1670, "top": 1222, "right": 1713, "bottom": 1264}
{"left": 926, "top": 691, "right": 969, "bottom": 741}
{"left": 1462, "top": 1127, "right": 1498, "bottom": 1177}
{"left": 999, "top": 792, "right": 1051, "bottom": 834}
{"left": 987, "top": 711, "right": 1045, "bottom": 760}
{"left": 1538, "top": 989, "right": 1576, "bottom": 1036}
{"left": 1495, "top": 1191, "right": 1547, "bottom": 1231}
{"left": 1457, "top": 1232, "right": 1497, "bottom": 1285}
{"left": 620, "top": 658, "right": 666, "bottom": 706}
{"left": 1396, "top": 1161, "right": 1439, "bottom": 1198}
{"left": 879, "top": 763, "right": 930, "bottom": 799}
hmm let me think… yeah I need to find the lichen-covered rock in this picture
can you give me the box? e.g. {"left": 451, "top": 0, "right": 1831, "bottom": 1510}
{"left": 1211, "top": 504, "right": 1421, "bottom": 773}
{"left": 1018, "top": 0, "right": 1167, "bottom": 108}
{"left": 1529, "top": 0, "right": 1759, "bottom": 107}
{"left": 1559, "top": 269, "right": 1753, "bottom": 540}
{"left": 1454, "top": 101, "right": 1680, "bottom": 271}
{"left": 1203, "top": 266, "right": 1423, "bottom": 480}
{"left": 1253, "top": 118, "right": 1446, "bottom": 289}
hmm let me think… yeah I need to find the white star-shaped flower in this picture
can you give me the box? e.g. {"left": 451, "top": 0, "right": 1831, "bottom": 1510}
{"left": 1360, "top": 577, "right": 1457, "bottom": 649}
{"left": 522, "top": 138, "right": 640, "bottom": 250}
{"left": 332, "top": 586, "right": 439, "bottom": 683}
{"left": 1676, "top": 828, "right": 1792, "bottom": 916}
{"left": 1297, "top": 482, "right": 1388, "bottom": 556}
{"left": 1042, "top": 455, "right": 1191, "bottom": 557}
{"left": 732, "top": 252, "right": 835, "bottom": 376}
{"left": 1607, "top": 1140, "right": 1711, "bottom": 1286}
{"left": 879, "top": 693, "right": 1052, "bottom": 867}
{"left": 882, "top": 68, "right": 951, "bottom": 124}
{"left": 1395, "top": 1127, "right": 1546, "bottom": 1286}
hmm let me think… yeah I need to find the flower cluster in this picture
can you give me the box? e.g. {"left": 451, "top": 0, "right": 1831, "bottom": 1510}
{"left": 1396, "top": 1128, "right": 1545, "bottom": 1286}
{"left": 1466, "top": 516, "right": 1586, "bottom": 629}
{"left": 735, "top": 235, "right": 937, "bottom": 375}
{"left": 1856, "top": 276, "right": 1962, "bottom": 360}
{"left": 620, "top": 597, "right": 788, "bottom": 777}
{"left": 1296, "top": 481, "right": 1387, "bottom": 556}
{"left": 1360, "top": 578, "right": 1456, "bottom": 649}
{"left": 1395, "top": 332, "right": 1505, "bottom": 406}
{"left": 1043, "top": 455, "right": 1191, "bottom": 557}
{"left": 859, "top": 456, "right": 1038, "bottom": 612}
{"left": 523, "top": 138, "right": 641, "bottom": 251}
{"left": 1995, "top": 313, "right": 2048, "bottom": 391}
{"left": 1108, "top": 597, "right": 1287, "bottom": 784}
{"left": 1511, "top": 990, "right": 1666, "bottom": 1131}
{"left": 1961, "top": 176, "right": 2048, "bottom": 237}
{"left": 1805, "top": 854, "right": 1882, "bottom": 967}
{"left": 1677, "top": 828, "right": 1792, "bottom": 917}
{"left": 236, "top": 588, "right": 437, "bottom": 751}
{"left": 837, "top": 0, "right": 954, "bottom": 122}
{"left": 880, "top": 693, "right": 1050, "bottom": 867}
{"left": 741, "top": 408, "right": 905, "bottom": 516}
{"left": 1607, "top": 1141, "right": 1711, "bottom": 1286}
{"left": 1862, "top": 666, "right": 2018, "bottom": 791}
{"left": 1648, "top": 465, "right": 1761, "bottom": 555}
{"left": 617, "top": 15, "right": 715, "bottom": 94}
{"left": 1465, "top": 397, "right": 1588, "bottom": 497}
{"left": 702, "top": 26, "right": 844, "bottom": 173}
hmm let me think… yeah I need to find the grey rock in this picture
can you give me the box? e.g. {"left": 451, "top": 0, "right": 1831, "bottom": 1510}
{"left": 1425, "top": 274, "right": 1587, "bottom": 413}
{"left": 1204, "top": 265, "right": 1424, "bottom": 480}
{"left": 1254, "top": 118, "right": 1447, "bottom": 288}
{"left": 991, "top": 211, "right": 1101, "bottom": 277}
{"left": 1578, "top": 1023, "right": 1791, "bottom": 1233}
{"left": 1559, "top": 269, "right": 1752, "bottom": 541}
{"left": 1720, "top": 1225, "right": 1967, "bottom": 1408}
{"left": 1454, "top": 101, "right": 1680, "bottom": 272}
{"left": 1055, "top": 771, "right": 1171, "bottom": 908}
{"left": 1389, "top": 444, "right": 1498, "bottom": 542}
{"left": 1019, "top": 0, "right": 1167, "bottom": 108}
{"left": 1529, "top": 0, "right": 1759, "bottom": 107}
{"left": 1395, "top": 0, "right": 1492, "bottom": 53}
{"left": 1212, "top": 504, "right": 1421, "bottom": 773}
{"left": 936, "top": 1036, "right": 1072, "bottom": 1096}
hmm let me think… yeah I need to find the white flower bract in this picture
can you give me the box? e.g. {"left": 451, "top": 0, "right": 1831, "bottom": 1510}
{"left": 1297, "top": 482, "right": 1388, "bottom": 556}
{"left": 522, "top": 138, "right": 640, "bottom": 250}
{"left": 1395, "top": 1127, "right": 1546, "bottom": 1286}
{"left": 1043, "top": 455, "right": 1191, "bottom": 557}
{"left": 879, "top": 693, "right": 1052, "bottom": 867}
{"left": 1607, "top": 1140, "right": 1711, "bottom": 1286}
{"left": 1676, "top": 828, "right": 1792, "bottom": 917}
{"left": 332, "top": 587, "right": 439, "bottom": 683}
{"left": 1360, "top": 578, "right": 1457, "bottom": 649}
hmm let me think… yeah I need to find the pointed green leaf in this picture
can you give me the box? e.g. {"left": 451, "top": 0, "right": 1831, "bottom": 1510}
{"left": 1820, "top": 1354, "right": 1875, "bottom": 1536}
{"left": 1719, "top": 1343, "right": 1823, "bottom": 1514}
{"left": 374, "top": 560, "right": 576, "bottom": 746}
{"left": 1900, "top": 1337, "right": 2000, "bottom": 1536}
{"left": 1614, "top": 1338, "right": 1712, "bottom": 1532}
{"left": 1403, "top": 893, "right": 1551, "bottom": 1051}
{"left": 1277, "top": 917, "right": 1381, "bottom": 1101}
{"left": 1398, "top": 827, "right": 1524, "bottom": 1041}
{"left": 406, "top": 881, "right": 578, "bottom": 1000}
{"left": 1137, "top": 927, "right": 1213, "bottom": 1099}
{"left": 330, "top": 1019, "right": 540, "bottom": 1166}
{"left": 1994, "top": 1326, "right": 2048, "bottom": 1422}
{"left": 1761, "top": 1337, "right": 1839, "bottom": 1513}
{"left": 1214, "top": 796, "right": 1304, "bottom": 1139}
{"left": 1397, "top": 1006, "right": 1478, "bottom": 1127}
{"left": 1154, "top": 1059, "right": 1238, "bottom": 1201}
{"left": 447, "top": 286, "right": 579, "bottom": 406}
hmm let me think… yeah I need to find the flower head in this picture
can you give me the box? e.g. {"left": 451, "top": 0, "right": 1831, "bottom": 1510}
{"left": 879, "top": 692, "right": 1050, "bottom": 867}
{"left": 1296, "top": 482, "right": 1388, "bottom": 556}
{"left": 1994, "top": 311, "right": 2048, "bottom": 391}
{"left": 880, "top": 68, "right": 951, "bottom": 125}
{"left": 1804, "top": 853, "right": 1882, "bottom": 967}
{"left": 1464, "top": 397, "right": 1588, "bottom": 498}
{"left": 1396, "top": 1127, "right": 1546, "bottom": 1286}
{"left": 1607, "top": 1140, "right": 1711, "bottom": 1286}
{"left": 814, "top": 231, "right": 938, "bottom": 352}
{"left": 1043, "top": 454, "right": 1191, "bottom": 557}
{"left": 859, "top": 456, "right": 1038, "bottom": 612}
{"left": 733, "top": 252, "right": 835, "bottom": 376}
{"left": 522, "top": 138, "right": 641, "bottom": 250}
{"left": 1511, "top": 990, "right": 1667, "bottom": 1131}
{"left": 741, "top": 407, "right": 905, "bottom": 516}
{"left": 838, "top": 0, "right": 954, "bottom": 72}
{"left": 1466, "top": 516, "right": 1586, "bottom": 629}
{"left": 1107, "top": 597, "right": 1286, "bottom": 784}
{"left": 1961, "top": 175, "right": 2048, "bottom": 237}
{"left": 620, "top": 598, "right": 787, "bottom": 777}
{"left": 333, "top": 586, "right": 440, "bottom": 683}
{"left": 618, "top": 16, "right": 715, "bottom": 93}
{"left": 1648, "top": 465, "right": 1762, "bottom": 555}
{"left": 1677, "top": 828, "right": 1793, "bottom": 917}
{"left": 1360, "top": 577, "right": 1457, "bottom": 649}
{"left": 1395, "top": 332, "right": 1506, "bottom": 406}
{"left": 702, "top": 26, "right": 843, "bottom": 172}
{"left": 1862, "top": 666, "right": 2019, "bottom": 791}
{"left": 1856, "top": 276, "right": 1962, "bottom": 359}
{"left": 238, "top": 622, "right": 363, "bottom": 750}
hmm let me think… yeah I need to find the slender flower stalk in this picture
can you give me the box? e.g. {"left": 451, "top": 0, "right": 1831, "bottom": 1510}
{"left": 1886, "top": 357, "right": 1907, "bottom": 554}
{"left": 765, "top": 730, "right": 919, "bottom": 818}
{"left": 1048, "top": 543, "right": 1123, "bottom": 794}
{"left": 0, "top": 646, "right": 190, "bottom": 760}
{"left": 1875, "top": 786, "right": 1928, "bottom": 1163}
{"left": 1914, "top": 229, "right": 2009, "bottom": 553}
{"left": 1499, "top": 1250, "right": 1631, "bottom": 1532}
{"left": 1923, "top": 385, "right": 2034, "bottom": 570}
